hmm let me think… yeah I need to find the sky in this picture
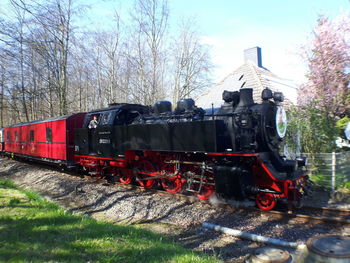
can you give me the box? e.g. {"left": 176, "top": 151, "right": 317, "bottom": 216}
{"left": 1, "top": 0, "right": 349, "bottom": 84}
{"left": 81, "top": 0, "right": 350, "bottom": 85}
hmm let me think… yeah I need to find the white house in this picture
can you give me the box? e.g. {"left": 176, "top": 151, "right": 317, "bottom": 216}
{"left": 196, "top": 47, "right": 298, "bottom": 109}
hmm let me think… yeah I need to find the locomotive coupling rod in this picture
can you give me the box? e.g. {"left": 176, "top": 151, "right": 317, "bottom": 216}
{"left": 257, "top": 188, "right": 282, "bottom": 195}
{"left": 136, "top": 173, "right": 170, "bottom": 181}
{"left": 202, "top": 222, "right": 305, "bottom": 249}
{"left": 165, "top": 160, "right": 204, "bottom": 165}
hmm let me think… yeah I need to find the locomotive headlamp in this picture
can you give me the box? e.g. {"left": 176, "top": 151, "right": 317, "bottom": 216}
{"left": 276, "top": 106, "right": 287, "bottom": 138}
{"left": 273, "top": 92, "right": 284, "bottom": 102}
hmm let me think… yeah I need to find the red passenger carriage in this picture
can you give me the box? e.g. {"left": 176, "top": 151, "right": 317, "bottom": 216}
{"left": 3, "top": 114, "right": 85, "bottom": 166}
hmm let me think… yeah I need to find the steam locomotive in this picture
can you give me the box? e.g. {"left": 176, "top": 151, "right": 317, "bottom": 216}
{"left": 0, "top": 88, "right": 309, "bottom": 210}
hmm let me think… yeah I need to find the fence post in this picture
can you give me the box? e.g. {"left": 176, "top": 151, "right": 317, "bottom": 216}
{"left": 331, "top": 152, "right": 336, "bottom": 192}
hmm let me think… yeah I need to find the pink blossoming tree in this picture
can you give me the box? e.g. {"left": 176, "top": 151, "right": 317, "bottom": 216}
{"left": 298, "top": 14, "right": 350, "bottom": 118}
{"left": 286, "top": 14, "right": 350, "bottom": 153}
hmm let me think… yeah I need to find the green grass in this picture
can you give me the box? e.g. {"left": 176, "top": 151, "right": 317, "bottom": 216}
{"left": 343, "top": 181, "right": 350, "bottom": 190}
{"left": 310, "top": 172, "right": 350, "bottom": 191}
{"left": 0, "top": 179, "right": 219, "bottom": 263}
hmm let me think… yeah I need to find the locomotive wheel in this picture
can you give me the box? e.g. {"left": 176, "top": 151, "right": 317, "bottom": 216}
{"left": 119, "top": 169, "right": 133, "bottom": 185}
{"left": 161, "top": 163, "right": 184, "bottom": 194}
{"left": 255, "top": 192, "right": 277, "bottom": 210}
{"left": 187, "top": 166, "right": 215, "bottom": 200}
{"left": 136, "top": 160, "right": 156, "bottom": 188}
{"left": 196, "top": 183, "right": 215, "bottom": 200}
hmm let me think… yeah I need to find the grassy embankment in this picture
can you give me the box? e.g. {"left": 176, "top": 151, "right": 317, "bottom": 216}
{"left": 0, "top": 179, "right": 219, "bottom": 263}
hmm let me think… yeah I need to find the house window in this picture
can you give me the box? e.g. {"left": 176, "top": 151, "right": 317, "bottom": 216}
{"left": 14, "top": 131, "right": 18, "bottom": 142}
{"left": 46, "top": 127, "right": 52, "bottom": 143}
{"left": 29, "top": 130, "right": 34, "bottom": 142}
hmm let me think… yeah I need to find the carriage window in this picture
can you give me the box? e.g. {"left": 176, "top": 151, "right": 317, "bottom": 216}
{"left": 14, "top": 131, "right": 18, "bottom": 142}
{"left": 7, "top": 131, "right": 11, "bottom": 142}
{"left": 46, "top": 127, "right": 52, "bottom": 143}
{"left": 29, "top": 130, "right": 34, "bottom": 142}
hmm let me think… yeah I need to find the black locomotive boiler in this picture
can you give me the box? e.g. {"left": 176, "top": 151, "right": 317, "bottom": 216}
{"left": 74, "top": 87, "right": 309, "bottom": 210}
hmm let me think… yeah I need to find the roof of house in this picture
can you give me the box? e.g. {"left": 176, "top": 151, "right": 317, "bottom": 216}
{"left": 196, "top": 61, "right": 298, "bottom": 109}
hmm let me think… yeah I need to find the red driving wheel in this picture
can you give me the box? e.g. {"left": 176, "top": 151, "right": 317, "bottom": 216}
{"left": 136, "top": 160, "right": 156, "bottom": 188}
{"left": 187, "top": 165, "right": 215, "bottom": 200}
{"left": 119, "top": 169, "right": 133, "bottom": 185}
{"left": 255, "top": 192, "right": 277, "bottom": 210}
{"left": 196, "top": 182, "right": 215, "bottom": 200}
{"left": 161, "top": 163, "right": 184, "bottom": 194}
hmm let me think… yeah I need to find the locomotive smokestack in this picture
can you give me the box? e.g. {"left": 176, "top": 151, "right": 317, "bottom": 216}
{"left": 237, "top": 88, "right": 254, "bottom": 107}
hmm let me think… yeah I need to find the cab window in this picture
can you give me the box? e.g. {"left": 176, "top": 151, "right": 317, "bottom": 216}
{"left": 100, "top": 112, "right": 114, "bottom": 126}
{"left": 113, "top": 110, "right": 127, "bottom": 125}
{"left": 85, "top": 114, "right": 101, "bottom": 128}
{"left": 113, "top": 110, "right": 140, "bottom": 125}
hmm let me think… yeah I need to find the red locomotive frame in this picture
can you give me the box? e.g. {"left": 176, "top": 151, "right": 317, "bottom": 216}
{"left": 74, "top": 149, "right": 307, "bottom": 210}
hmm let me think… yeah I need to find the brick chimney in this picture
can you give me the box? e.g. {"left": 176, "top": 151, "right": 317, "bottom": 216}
{"left": 244, "top": 47, "right": 262, "bottom": 68}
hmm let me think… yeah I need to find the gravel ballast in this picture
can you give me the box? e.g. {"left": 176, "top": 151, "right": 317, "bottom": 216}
{"left": 0, "top": 158, "right": 348, "bottom": 263}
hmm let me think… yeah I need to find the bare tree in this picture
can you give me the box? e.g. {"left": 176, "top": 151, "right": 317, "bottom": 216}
{"left": 0, "top": 0, "right": 215, "bottom": 127}
{"left": 171, "top": 19, "right": 213, "bottom": 104}
{"left": 0, "top": 59, "right": 6, "bottom": 127}
{"left": 129, "top": 0, "right": 169, "bottom": 105}
{"left": 12, "top": 0, "right": 75, "bottom": 116}
{"left": 0, "top": 0, "right": 30, "bottom": 121}
{"left": 99, "top": 14, "right": 123, "bottom": 104}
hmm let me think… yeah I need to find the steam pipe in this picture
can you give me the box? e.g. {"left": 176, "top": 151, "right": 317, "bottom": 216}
{"left": 202, "top": 222, "right": 305, "bottom": 249}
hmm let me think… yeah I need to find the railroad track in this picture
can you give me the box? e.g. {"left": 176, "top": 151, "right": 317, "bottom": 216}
{"left": 303, "top": 205, "right": 350, "bottom": 218}
{"left": 5, "top": 158, "right": 350, "bottom": 225}
{"left": 73, "top": 173, "right": 350, "bottom": 225}
{"left": 261, "top": 206, "right": 350, "bottom": 224}
{"left": 296, "top": 205, "right": 350, "bottom": 222}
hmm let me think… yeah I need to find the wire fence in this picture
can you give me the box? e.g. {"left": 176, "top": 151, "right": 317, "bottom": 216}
{"left": 302, "top": 151, "right": 350, "bottom": 192}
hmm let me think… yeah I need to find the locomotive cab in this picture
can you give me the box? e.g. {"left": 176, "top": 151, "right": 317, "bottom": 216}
{"left": 75, "top": 104, "right": 150, "bottom": 157}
